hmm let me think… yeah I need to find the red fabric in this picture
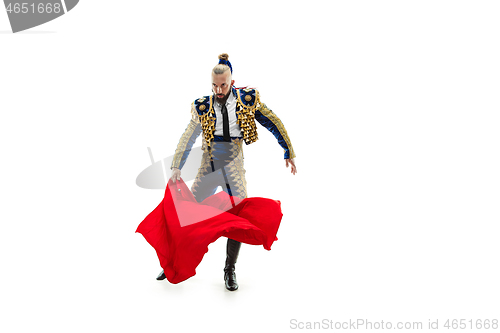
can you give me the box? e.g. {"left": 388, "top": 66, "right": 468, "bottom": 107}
{"left": 135, "top": 178, "right": 282, "bottom": 284}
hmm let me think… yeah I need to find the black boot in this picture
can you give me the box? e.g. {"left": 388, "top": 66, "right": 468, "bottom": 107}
{"left": 156, "top": 269, "right": 166, "bottom": 280}
{"left": 224, "top": 238, "right": 241, "bottom": 291}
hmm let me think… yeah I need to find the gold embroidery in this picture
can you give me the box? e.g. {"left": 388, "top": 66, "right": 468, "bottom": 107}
{"left": 236, "top": 89, "right": 259, "bottom": 145}
{"left": 190, "top": 148, "right": 213, "bottom": 194}
{"left": 244, "top": 95, "right": 252, "bottom": 102}
{"left": 199, "top": 95, "right": 215, "bottom": 150}
{"left": 191, "top": 139, "right": 247, "bottom": 199}
{"left": 226, "top": 139, "right": 247, "bottom": 198}
{"left": 199, "top": 104, "right": 206, "bottom": 111}
{"left": 171, "top": 102, "right": 201, "bottom": 169}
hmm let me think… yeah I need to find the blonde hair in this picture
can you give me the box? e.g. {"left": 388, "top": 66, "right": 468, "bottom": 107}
{"left": 212, "top": 53, "right": 231, "bottom": 75}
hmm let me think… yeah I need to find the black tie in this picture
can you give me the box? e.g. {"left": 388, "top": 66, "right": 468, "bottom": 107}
{"left": 221, "top": 103, "right": 230, "bottom": 142}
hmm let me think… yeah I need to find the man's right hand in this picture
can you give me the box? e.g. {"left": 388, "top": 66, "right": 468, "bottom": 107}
{"left": 171, "top": 168, "right": 181, "bottom": 183}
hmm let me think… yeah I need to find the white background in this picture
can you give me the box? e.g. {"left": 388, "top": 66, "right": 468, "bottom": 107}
{"left": 1, "top": 1, "right": 499, "bottom": 332}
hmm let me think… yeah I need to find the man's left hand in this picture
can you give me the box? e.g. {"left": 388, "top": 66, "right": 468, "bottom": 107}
{"left": 285, "top": 158, "right": 297, "bottom": 175}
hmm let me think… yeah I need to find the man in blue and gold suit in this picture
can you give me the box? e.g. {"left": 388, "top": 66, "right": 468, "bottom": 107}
{"left": 157, "top": 53, "right": 297, "bottom": 291}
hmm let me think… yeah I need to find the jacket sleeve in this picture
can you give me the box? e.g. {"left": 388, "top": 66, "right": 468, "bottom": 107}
{"left": 254, "top": 93, "right": 296, "bottom": 159}
{"left": 170, "top": 102, "right": 202, "bottom": 169}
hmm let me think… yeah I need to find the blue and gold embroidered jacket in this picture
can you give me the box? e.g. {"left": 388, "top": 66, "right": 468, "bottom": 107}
{"left": 171, "top": 86, "right": 295, "bottom": 169}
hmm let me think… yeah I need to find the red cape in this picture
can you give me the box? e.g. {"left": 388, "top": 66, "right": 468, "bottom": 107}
{"left": 135, "top": 178, "right": 282, "bottom": 284}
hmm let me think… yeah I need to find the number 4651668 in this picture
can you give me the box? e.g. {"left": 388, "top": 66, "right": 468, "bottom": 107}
{"left": 6, "top": 2, "right": 62, "bottom": 14}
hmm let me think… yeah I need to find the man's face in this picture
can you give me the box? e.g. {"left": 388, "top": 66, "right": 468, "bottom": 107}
{"left": 212, "top": 71, "right": 234, "bottom": 104}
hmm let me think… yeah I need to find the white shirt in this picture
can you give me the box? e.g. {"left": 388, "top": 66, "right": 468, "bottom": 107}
{"left": 213, "top": 91, "right": 242, "bottom": 137}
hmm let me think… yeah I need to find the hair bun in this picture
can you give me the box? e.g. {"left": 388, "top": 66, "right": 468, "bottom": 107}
{"left": 218, "top": 53, "right": 229, "bottom": 61}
